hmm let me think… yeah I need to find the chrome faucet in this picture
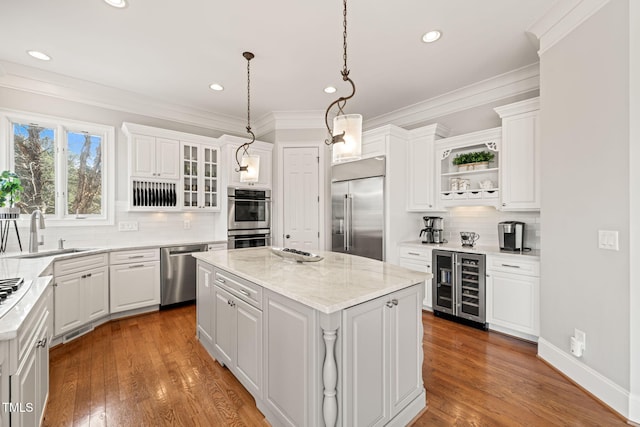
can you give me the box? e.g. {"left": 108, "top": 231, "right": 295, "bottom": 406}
{"left": 29, "top": 210, "right": 46, "bottom": 253}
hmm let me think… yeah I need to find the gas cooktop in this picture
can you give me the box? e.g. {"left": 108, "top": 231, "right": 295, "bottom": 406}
{"left": 0, "top": 277, "right": 28, "bottom": 318}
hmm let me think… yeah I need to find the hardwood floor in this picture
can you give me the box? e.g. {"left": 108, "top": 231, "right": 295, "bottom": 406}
{"left": 43, "top": 305, "right": 626, "bottom": 426}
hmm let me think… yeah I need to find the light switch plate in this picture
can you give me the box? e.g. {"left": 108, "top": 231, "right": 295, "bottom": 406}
{"left": 118, "top": 221, "right": 139, "bottom": 232}
{"left": 598, "top": 230, "right": 619, "bottom": 251}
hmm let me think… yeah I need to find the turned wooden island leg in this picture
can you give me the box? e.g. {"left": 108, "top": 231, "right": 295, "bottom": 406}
{"left": 322, "top": 328, "right": 338, "bottom": 427}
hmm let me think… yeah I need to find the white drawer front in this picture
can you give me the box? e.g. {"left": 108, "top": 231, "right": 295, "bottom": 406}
{"left": 109, "top": 248, "right": 159, "bottom": 264}
{"left": 399, "top": 245, "right": 432, "bottom": 262}
{"left": 214, "top": 269, "right": 262, "bottom": 309}
{"left": 487, "top": 255, "right": 539, "bottom": 276}
{"left": 54, "top": 253, "right": 108, "bottom": 276}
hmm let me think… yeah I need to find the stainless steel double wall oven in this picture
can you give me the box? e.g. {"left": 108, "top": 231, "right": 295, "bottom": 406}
{"left": 227, "top": 187, "right": 271, "bottom": 249}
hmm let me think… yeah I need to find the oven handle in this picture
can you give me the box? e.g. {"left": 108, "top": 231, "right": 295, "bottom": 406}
{"left": 229, "top": 198, "right": 272, "bottom": 203}
{"left": 230, "top": 236, "right": 271, "bottom": 242}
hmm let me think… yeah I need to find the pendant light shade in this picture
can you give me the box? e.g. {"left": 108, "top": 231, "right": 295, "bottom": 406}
{"left": 331, "top": 113, "right": 362, "bottom": 163}
{"left": 240, "top": 153, "right": 260, "bottom": 183}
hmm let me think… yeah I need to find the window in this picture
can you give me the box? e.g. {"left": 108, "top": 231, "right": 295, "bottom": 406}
{"left": 1, "top": 110, "right": 115, "bottom": 225}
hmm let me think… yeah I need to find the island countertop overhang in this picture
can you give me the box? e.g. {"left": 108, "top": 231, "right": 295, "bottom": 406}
{"left": 192, "top": 247, "right": 432, "bottom": 314}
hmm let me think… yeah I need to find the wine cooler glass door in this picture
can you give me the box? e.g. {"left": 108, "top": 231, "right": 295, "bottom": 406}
{"left": 456, "top": 252, "right": 486, "bottom": 323}
{"left": 433, "top": 250, "right": 455, "bottom": 315}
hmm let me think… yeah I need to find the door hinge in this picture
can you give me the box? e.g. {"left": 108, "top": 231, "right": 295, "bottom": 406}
{"left": 318, "top": 232, "right": 320, "bottom": 238}
{"left": 317, "top": 196, "right": 320, "bottom": 202}
{"left": 317, "top": 156, "right": 320, "bottom": 163}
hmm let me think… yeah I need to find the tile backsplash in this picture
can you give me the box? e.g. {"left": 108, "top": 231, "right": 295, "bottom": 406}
{"left": 429, "top": 206, "right": 540, "bottom": 250}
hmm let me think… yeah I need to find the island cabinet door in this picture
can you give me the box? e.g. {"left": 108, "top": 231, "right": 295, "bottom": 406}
{"left": 213, "top": 286, "right": 236, "bottom": 368}
{"left": 343, "top": 295, "right": 391, "bottom": 427}
{"left": 343, "top": 284, "right": 423, "bottom": 426}
{"left": 234, "top": 298, "right": 262, "bottom": 398}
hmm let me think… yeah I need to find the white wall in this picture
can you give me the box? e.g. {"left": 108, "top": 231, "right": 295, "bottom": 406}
{"left": 539, "top": 0, "right": 632, "bottom": 414}
{"left": 0, "top": 86, "right": 233, "bottom": 251}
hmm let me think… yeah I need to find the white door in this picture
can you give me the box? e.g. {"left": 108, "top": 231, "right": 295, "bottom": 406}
{"left": 283, "top": 147, "right": 319, "bottom": 250}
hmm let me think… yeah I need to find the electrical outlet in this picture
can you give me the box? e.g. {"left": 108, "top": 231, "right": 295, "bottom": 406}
{"left": 183, "top": 220, "right": 191, "bottom": 230}
{"left": 574, "top": 328, "right": 586, "bottom": 349}
{"left": 118, "top": 221, "right": 139, "bottom": 232}
{"left": 598, "top": 230, "right": 619, "bottom": 251}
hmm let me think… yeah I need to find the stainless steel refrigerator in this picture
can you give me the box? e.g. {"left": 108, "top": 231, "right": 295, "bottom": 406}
{"left": 331, "top": 157, "right": 385, "bottom": 261}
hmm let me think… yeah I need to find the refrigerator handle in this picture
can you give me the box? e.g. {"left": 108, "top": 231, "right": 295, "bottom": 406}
{"left": 347, "top": 194, "right": 354, "bottom": 252}
{"left": 344, "top": 194, "right": 349, "bottom": 251}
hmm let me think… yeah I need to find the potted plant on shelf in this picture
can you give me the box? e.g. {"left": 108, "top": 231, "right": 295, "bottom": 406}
{"left": 0, "top": 171, "right": 23, "bottom": 219}
{"left": 452, "top": 150, "right": 495, "bottom": 171}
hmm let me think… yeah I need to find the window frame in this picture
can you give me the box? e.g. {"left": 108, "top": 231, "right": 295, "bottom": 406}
{"left": 0, "top": 109, "right": 115, "bottom": 226}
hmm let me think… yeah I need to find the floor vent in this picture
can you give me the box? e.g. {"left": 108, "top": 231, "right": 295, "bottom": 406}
{"left": 62, "top": 324, "right": 94, "bottom": 343}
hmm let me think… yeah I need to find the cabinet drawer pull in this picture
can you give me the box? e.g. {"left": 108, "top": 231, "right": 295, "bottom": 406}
{"left": 385, "top": 301, "right": 394, "bottom": 308}
{"left": 128, "top": 255, "right": 145, "bottom": 259}
{"left": 407, "top": 252, "right": 421, "bottom": 256}
{"left": 238, "top": 289, "right": 250, "bottom": 296}
{"left": 216, "top": 278, "right": 226, "bottom": 284}
{"left": 392, "top": 299, "right": 398, "bottom": 306}
{"left": 36, "top": 337, "right": 47, "bottom": 348}
{"left": 501, "top": 263, "right": 521, "bottom": 269}
{"left": 128, "top": 264, "right": 145, "bottom": 269}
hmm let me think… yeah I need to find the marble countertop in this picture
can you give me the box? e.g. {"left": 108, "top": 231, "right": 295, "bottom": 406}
{"left": 0, "top": 239, "right": 226, "bottom": 341}
{"left": 193, "top": 247, "right": 431, "bottom": 314}
{"left": 400, "top": 240, "right": 540, "bottom": 259}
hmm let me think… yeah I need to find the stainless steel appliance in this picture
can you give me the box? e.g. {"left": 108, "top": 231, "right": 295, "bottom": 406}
{"left": 228, "top": 229, "right": 271, "bottom": 249}
{"left": 160, "top": 243, "right": 208, "bottom": 306}
{"left": 432, "top": 250, "right": 486, "bottom": 327}
{"left": 331, "top": 156, "right": 385, "bottom": 261}
{"left": 420, "top": 216, "right": 443, "bottom": 244}
{"left": 498, "top": 221, "right": 525, "bottom": 251}
{"left": 227, "top": 187, "right": 271, "bottom": 231}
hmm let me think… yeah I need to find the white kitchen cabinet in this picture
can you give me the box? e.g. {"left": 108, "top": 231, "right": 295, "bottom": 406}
{"left": 53, "top": 253, "right": 109, "bottom": 337}
{"left": 109, "top": 248, "right": 160, "bottom": 313}
{"left": 196, "top": 261, "right": 215, "bottom": 353}
{"left": 494, "top": 97, "right": 541, "bottom": 211}
{"left": 435, "top": 128, "right": 501, "bottom": 208}
{"left": 180, "top": 141, "right": 220, "bottom": 211}
{"left": 486, "top": 255, "right": 540, "bottom": 340}
{"left": 222, "top": 136, "right": 273, "bottom": 189}
{"left": 8, "top": 284, "right": 52, "bottom": 427}
{"left": 398, "top": 244, "right": 433, "bottom": 310}
{"left": 406, "top": 124, "right": 450, "bottom": 211}
{"left": 129, "top": 134, "right": 180, "bottom": 180}
{"left": 342, "top": 284, "right": 423, "bottom": 426}
{"left": 211, "top": 268, "right": 263, "bottom": 398}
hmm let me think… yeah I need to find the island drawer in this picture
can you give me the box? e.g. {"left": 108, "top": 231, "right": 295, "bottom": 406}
{"left": 54, "top": 253, "right": 108, "bottom": 277}
{"left": 487, "top": 255, "right": 539, "bottom": 276}
{"left": 213, "top": 268, "right": 262, "bottom": 308}
{"left": 109, "top": 248, "right": 159, "bottom": 265}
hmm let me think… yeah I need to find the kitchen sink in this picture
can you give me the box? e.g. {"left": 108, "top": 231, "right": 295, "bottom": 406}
{"left": 10, "top": 248, "right": 94, "bottom": 259}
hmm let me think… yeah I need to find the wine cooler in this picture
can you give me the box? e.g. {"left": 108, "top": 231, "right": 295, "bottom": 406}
{"left": 432, "top": 250, "right": 486, "bottom": 326}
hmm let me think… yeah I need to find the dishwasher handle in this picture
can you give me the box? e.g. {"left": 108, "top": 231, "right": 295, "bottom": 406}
{"left": 168, "top": 248, "right": 206, "bottom": 256}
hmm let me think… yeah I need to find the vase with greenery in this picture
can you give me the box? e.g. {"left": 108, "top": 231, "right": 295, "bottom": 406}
{"left": 0, "top": 171, "right": 23, "bottom": 218}
{"left": 452, "top": 150, "right": 495, "bottom": 171}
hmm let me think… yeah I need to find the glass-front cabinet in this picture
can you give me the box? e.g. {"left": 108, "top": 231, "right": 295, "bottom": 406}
{"left": 435, "top": 127, "right": 501, "bottom": 208}
{"left": 181, "top": 142, "right": 219, "bottom": 211}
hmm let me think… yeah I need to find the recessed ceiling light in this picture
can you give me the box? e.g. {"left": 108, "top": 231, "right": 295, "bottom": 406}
{"left": 209, "top": 83, "right": 224, "bottom": 91}
{"left": 422, "top": 30, "right": 442, "bottom": 43}
{"left": 27, "top": 50, "right": 51, "bottom": 61}
{"left": 104, "top": 0, "right": 127, "bottom": 8}
{"left": 324, "top": 86, "right": 337, "bottom": 94}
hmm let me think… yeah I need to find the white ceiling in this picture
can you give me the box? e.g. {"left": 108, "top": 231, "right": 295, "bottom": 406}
{"left": 0, "top": 0, "right": 557, "bottom": 125}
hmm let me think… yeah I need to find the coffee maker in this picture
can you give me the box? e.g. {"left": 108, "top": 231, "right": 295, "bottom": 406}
{"left": 420, "top": 216, "right": 444, "bottom": 244}
{"left": 498, "top": 221, "right": 525, "bottom": 251}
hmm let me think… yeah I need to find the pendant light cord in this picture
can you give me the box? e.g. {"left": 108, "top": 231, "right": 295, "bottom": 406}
{"left": 236, "top": 52, "right": 255, "bottom": 170}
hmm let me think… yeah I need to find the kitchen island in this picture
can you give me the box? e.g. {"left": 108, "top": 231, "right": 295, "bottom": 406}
{"left": 193, "top": 247, "right": 431, "bottom": 427}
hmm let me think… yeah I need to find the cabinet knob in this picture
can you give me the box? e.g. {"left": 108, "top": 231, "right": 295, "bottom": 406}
{"left": 385, "top": 301, "right": 393, "bottom": 308}
{"left": 285, "top": 234, "right": 290, "bottom": 239}
{"left": 502, "top": 203, "right": 506, "bottom": 207}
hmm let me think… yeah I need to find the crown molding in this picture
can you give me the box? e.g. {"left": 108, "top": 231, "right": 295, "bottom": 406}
{"left": 527, "top": 0, "right": 612, "bottom": 56}
{"left": 494, "top": 96, "right": 540, "bottom": 118}
{"left": 0, "top": 60, "right": 245, "bottom": 134}
{"left": 408, "top": 123, "right": 452, "bottom": 139}
{"left": 255, "top": 110, "right": 326, "bottom": 136}
{"left": 363, "top": 63, "right": 540, "bottom": 131}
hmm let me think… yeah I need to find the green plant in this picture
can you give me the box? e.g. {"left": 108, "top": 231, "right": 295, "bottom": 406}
{"left": 0, "top": 171, "right": 23, "bottom": 208}
{"left": 452, "top": 150, "right": 495, "bottom": 165}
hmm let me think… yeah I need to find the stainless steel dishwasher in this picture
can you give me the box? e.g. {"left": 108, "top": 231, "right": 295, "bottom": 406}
{"left": 160, "top": 243, "right": 208, "bottom": 306}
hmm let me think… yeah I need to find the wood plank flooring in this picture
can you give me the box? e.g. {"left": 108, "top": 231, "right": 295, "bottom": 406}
{"left": 43, "top": 305, "right": 626, "bottom": 426}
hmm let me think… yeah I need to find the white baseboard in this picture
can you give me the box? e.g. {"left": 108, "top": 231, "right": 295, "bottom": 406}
{"left": 538, "top": 337, "right": 632, "bottom": 421}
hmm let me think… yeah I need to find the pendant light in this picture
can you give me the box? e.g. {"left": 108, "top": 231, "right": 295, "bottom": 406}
{"left": 324, "top": 0, "right": 362, "bottom": 163}
{"left": 235, "top": 51, "right": 260, "bottom": 183}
